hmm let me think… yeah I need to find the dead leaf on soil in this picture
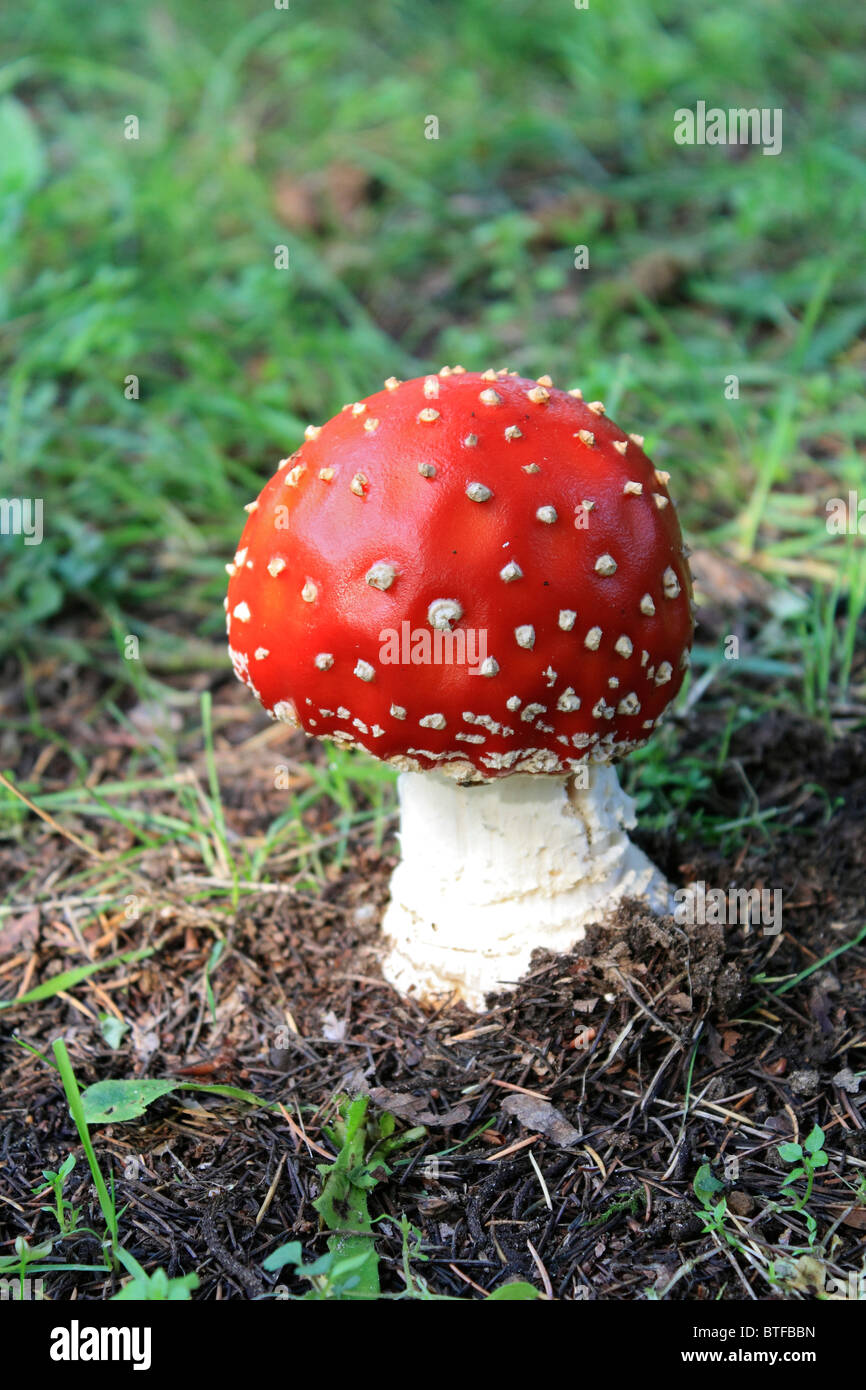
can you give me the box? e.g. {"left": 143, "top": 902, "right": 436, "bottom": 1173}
{"left": 500, "top": 1093, "right": 580, "bottom": 1147}
{"left": 1, "top": 908, "right": 39, "bottom": 952}
{"left": 833, "top": 1067, "right": 861, "bottom": 1094}
{"left": 368, "top": 1086, "right": 470, "bottom": 1128}
{"left": 273, "top": 163, "right": 371, "bottom": 232}
{"left": 827, "top": 1206, "right": 866, "bottom": 1231}
{"left": 670, "top": 992, "right": 693, "bottom": 1012}
{"left": 688, "top": 549, "right": 775, "bottom": 611}
{"left": 320, "top": 1010, "right": 347, "bottom": 1042}
{"left": 774, "top": 1255, "right": 827, "bottom": 1296}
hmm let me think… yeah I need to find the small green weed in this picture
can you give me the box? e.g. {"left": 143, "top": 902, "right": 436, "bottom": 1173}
{"left": 311, "top": 1093, "right": 426, "bottom": 1299}
{"left": 264, "top": 1213, "right": 538, "bottom": 1301}
{"left": 693, "top": 1163, "right": 736, "bottom": 1246}
{"left": 112, "top": 1249, "right": 199, "bottom": 1301}
{"left": 777, "top": 1125, "right": 829, "bottom": 1241}
{"left": 32, "top": 1154, "right": 99, "bottom": 1241}
{"left": 53, "top": 1038, "right": 120, "bottom": 1267}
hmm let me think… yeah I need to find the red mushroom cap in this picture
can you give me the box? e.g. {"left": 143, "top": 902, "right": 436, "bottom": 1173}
{"left": 226, "top": 369, "right": 694, "bottom": 781}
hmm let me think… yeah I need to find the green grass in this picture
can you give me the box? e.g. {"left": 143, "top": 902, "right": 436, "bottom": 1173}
{"left": 52, "top": 1037, "right": 119, "bottom": 1265}
{"left": 0, "top": 1043, "right": 209, "bottom": 1298}
{"left": 0, "top": 0, "right": 864, "bottom": 869}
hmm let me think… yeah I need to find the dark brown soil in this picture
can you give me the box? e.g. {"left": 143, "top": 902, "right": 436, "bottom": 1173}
{"left": 1, "top": 669, "right": 865, "bottom": 1301}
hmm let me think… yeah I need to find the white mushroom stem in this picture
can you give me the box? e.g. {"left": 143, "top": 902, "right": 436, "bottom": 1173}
{"left": 380, "top": 764, "right": 671, "bottom": 1011}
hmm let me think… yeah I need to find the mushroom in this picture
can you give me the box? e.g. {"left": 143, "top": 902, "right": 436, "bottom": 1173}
{"left": 226, "top": 369, "right": 694, "bottom": 1010}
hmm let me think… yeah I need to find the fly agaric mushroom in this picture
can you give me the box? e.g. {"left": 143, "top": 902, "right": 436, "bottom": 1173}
{"left": 226, "top": 368, "right": 694, "bottom": 1010}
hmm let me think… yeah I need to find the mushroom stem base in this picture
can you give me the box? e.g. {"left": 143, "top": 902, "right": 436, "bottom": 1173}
{"left": 380, "top": 765, "right": 670, "bottom": 1012}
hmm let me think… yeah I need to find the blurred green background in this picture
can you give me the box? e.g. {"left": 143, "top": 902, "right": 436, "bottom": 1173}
{"left": 1, "top": 0, "right": 864, "bottom": 698}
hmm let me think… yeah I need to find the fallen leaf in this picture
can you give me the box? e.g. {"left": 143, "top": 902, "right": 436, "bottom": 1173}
{"left": 273, "top": 162, "right": 371, "bottom": 233}
{"left": 573, "top": 997, "right": 599, "bottom": 1014}
{"left": 368, "top": 1086, "right": 469, "bottom": 1128}
{"left": 320, "top": 1010, "right": 347, "bottom": 1042}
{"left": 414, "top": 1104, "right": 471, "bottom": 1127}
{"left": 325, "top": 161, "right": 371, "bottom": 220}
{"left": 833, "top": 1067, "right": 862, "bottom": 1094}
{"left": 688, "top": 549, "right": 775, "bottom": 610}
{"left": 500, "top": 1093, "right": 580, "bottom": 1147}
{"left": 827, "top": 1206, "right": 866, "bottom": 1231}
{"left": 273, "top": 174, "right": 318, "bottom": 230}
{"left": 774, "top": 1255, "right": 827, "bottom": 1295}
{"left": 1, "top": 908, "right": 39, "bottom": 952}
{"left": 624, "top": 249, "right": 691, "bottom": 302}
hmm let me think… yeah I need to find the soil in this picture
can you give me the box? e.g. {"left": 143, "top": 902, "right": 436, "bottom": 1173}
{"left": 1, "top": 665, "right": 865, "bottom": 1301}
